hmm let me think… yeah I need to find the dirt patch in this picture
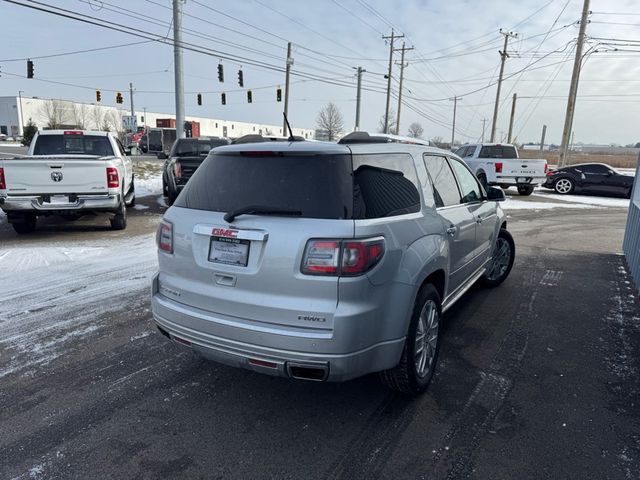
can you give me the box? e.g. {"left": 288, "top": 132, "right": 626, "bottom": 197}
{"left": 519, "top": 150, "right": 638, "bottom": 168}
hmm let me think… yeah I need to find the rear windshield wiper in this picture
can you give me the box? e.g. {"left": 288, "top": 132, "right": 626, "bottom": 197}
{"left": 224, "top": 205, "right": 302, "bottom": 223}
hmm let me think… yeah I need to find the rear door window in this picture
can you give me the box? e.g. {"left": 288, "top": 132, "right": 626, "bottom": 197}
{"left": 176, "top": 152, "right": 353, "bottom": 219}
{"left": 352, "top": 154, "right": 421, "bottom": 219}
{"left": 424, "top": 155, "right": 461, "bottom": 207}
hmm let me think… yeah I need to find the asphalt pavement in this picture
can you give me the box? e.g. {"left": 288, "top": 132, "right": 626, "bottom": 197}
{"left": 0, "top": 192, "right": 638, "bottom": 479}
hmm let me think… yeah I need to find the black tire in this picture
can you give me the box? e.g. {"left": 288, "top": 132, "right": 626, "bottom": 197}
{"left": 166, "top": 190, "right": 177, "bottom": 206}
{"left": 379, "top": 284, "right": 442, "bottom": 395}
{"left": 517, "top": 185, "right": 534, "bottom": 196}
{"left": 480, "top": 229, "right": 515, "bottom": 288}
{"left": 110, "top": 196, "right": 127, "bottom": 230}
{"left": 553, "top": 177, "right": 574, "bottom": 195}
{"left": 11, "top": 214, "right": 37, "bottom": 234}
{"left": 477, "top": 172, "right": 488, "bottom": 189}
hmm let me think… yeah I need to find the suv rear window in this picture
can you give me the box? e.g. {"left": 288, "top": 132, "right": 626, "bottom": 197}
{"left": 33, "top": 134, "right": 114, "bottom": 156}
{"left": 176, "top": 152, "right": 353, "bottom": 219}
{"left": 478, "top": 145, "right": 517, "bottom": 158}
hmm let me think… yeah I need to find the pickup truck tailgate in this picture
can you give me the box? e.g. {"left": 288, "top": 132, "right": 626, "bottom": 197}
{"left": 503, "top": 158, "right": 546, "bottom": 177}
{"left": 3, "top": 156, "right": 112, "bottom": 195}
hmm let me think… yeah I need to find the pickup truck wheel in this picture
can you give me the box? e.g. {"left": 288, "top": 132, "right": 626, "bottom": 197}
{"left": 477, "top": 172, "right": 488, "bottom": 188}
{"left": 517, "top": 185, "right": 534, "bottom": 196}
{"left": 110, "top": 198, "right": 127, "bottom": 230}
{"left": 480, "top": 229, "right": 515, "bottom": 288}
{"left": 11, "top": 214, "right": 37, "bottom": 234}
{"left": 553, "top": 177, "right": 574, "bottom": 194}
{"left": 379, "top": 284, "right": 441, "bottom": 395}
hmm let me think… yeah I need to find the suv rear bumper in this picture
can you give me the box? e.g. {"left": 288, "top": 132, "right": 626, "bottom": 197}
{"left": 0, "top": 193, "right": 120, "bottom": 212}
{"left": 151, "top": 276, "right": 405, "bottom": 382}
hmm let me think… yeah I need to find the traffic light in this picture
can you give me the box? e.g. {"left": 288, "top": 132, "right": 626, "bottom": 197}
{"left": 197, "top": 93, "right": 202, "bottom": 105}
{"left": 96, "top": 90, "right": 102, "bottom": 102}
{"left": 116, "top": 92, "right": 123, "bottom": 104}
{"left": 276, "top": 88, "right": 282, "bottom": 102}
{"left": 217, "top": 63, "right": 224, "bottom": 82}
{"left": 247, "top": 90, "right": 252, "bottom": 103}
{"left": 221, "top": 92, "right": 226, "bottom": 105}
{"left": 237, "top": 69, "right": 244, "bottom": 87}
{"left": 27, "top": 59, "right": 34, "bottom": 79}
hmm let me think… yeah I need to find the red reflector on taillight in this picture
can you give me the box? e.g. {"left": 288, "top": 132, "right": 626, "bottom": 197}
{"left": 495, "top": 162, "right": 503, "bottom": 173}
{"left": 157, "top": 220, "right": 173, "bottom": 253}
{"left": 0, "top": 167, "right": 5, "bottom": 190}
{"left": 106, "top": 167, "right": 119, "bottom": 188}
{"left": 342, "top": 239, "right": 385, "bottom": 276}
{"left": 301, "top": 240, "right": 340, "bottom": 275}
{"left": 63, "top": 130, "right": 83, "bottom": 135}
{"left": 174, "top": 161, "right": 182, "bottom": 178}
{"left": 248, "top": 359, "right": 278, "bottom": 369}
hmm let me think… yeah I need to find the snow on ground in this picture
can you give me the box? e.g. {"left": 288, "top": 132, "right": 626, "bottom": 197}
{"left": 532, "top": 190, "right": 630, "bottom": 208}
{"left": 0, "top": 233, "right": 158, "bottom": 378}
{"left": 135, "top": 172, "right": 162, "bottom": 198}
{"left": 501, "top": 198, "right": 598, "bottom": 210}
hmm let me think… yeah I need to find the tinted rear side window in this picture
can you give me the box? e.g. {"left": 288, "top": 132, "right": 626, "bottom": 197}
{"left": 33, "top": 135, "right": 113, "bottom": 156}
{"left": 176, "top": 152, "right": 353, "bottom": 219}
{"left": 478, "top": 145, "right": 517, "bottom": 158}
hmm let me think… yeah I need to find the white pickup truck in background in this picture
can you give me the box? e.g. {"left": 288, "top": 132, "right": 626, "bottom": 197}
{"left": 454, "top": 143, "right": 548, "bottom": 196}
{"left": 0, "top": 130, "right": 135, "bottom": 234}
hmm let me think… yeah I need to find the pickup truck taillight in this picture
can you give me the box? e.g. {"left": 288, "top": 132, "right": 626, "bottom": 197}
{"left": 301, "top": 238, "right": 385, "bottom": 276}
{"left": 174, "top": 162, "right": 182, "bottom": 178}
{"left": 157, "top": 220, "right": 173, "bottom": 253}
{"left": 0, "top": 167, "right": 5, "bottom": 190}
{"left": 106, "top": 167, "right": 119, "bottom": 188}
{"left": 544, "top": 163, "right": 549, "bottom": 174}
{"left": 494, "top": 162, "right": 503, "bottom": 174}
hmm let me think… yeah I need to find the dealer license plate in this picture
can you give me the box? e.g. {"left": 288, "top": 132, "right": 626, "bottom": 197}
{"left": 208, "top": 237, "right": 250, "bottom": 266}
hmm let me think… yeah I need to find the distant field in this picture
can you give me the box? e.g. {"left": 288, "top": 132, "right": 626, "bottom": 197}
{"left": 519, "top": 149, "right": 638, "bottom": 168}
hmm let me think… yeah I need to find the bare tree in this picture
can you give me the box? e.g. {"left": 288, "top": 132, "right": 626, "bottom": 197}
{"left": 378, "top": 109, "right": 397, "bottom": 134}
{"left": 72, "top": 103, "right": 89, "bottom": 129}
{"left": 316, "top": 102, "right": 344, "bottom": 141}
{"left": 105, "top": 110, "right": 123, "bottom": 134}
{"left": 407, "top": 122, "right": 424, "bottom": 138}
{"left": 39, "top": 100, "right": 71, "bottom": 129}
{"left": 91, "top": 106, "right": 105, "bottom": 130}
{"left": 430, "top": 136, "right": 445, "bottom": 148}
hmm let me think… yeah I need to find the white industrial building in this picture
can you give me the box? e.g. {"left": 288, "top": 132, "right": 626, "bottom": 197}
{"left": 0, "top": 96, "right": 315, "bottom": 139}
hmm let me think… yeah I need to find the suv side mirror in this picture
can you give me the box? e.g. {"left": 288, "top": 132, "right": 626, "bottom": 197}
{"left": 486, "top": 186, "right": 506, "bottom": 202}
{"left": 157, "top": 152, "right": 168, "bottom": 160}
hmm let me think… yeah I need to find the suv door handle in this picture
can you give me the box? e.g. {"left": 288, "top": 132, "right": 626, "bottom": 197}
{"left": 446, "top": 226, "right": 458, "bottom": 236}
{"left": 476, "top": 216, "right": 483, "bottom": 224}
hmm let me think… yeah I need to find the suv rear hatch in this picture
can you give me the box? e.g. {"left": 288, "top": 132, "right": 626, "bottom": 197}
{"left": 159, "top": 149, "right": 354, "bottom": 332}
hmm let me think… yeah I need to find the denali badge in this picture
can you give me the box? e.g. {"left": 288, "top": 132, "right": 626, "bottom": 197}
{"left": 51, "top": 171, "right": 63, "bottom": 182}
{"left": 298, "top": 314, "right": 326, "bottom": 323}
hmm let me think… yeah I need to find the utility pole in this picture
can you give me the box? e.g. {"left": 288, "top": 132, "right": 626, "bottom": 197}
{"left": 395, "top": 42, "right": 413, "bottom": 134}
{"left": 450, "top": 96, "right": 462, "bottom": 149}
{"left": 354, "top": 66, "right": 366, "bottom": 131}
{"left": 18, "top": 90, "right": 25, "bottom": 135}
{"left": 172, "top": 0, "right": 185, "bottom": 139}
{"left": 559, "top": 0, "right": 590, "bottom": 167}
{"left": 481, "top": 118, "right": 487, "bottom": 142}
{"left": 129, "top": 82, "right": 135, "bottom": 117}
{"left": 539, "top": 124, "right": 547, "bottom": 156}
{"left": 283, "top": 42, "right": 293, "bottom": 135}
{"left": 507, "top": 93, "right": 517, "bottom": 143}
{"left": 490, "top": 29, "right": 518, "bottom": 142}
{"left": 383, "top": 29, "right": 404, "bottom": 133}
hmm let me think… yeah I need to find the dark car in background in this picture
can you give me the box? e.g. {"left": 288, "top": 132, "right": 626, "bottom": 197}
{"left": 543, "top": 163, "right": 634, "bottom": 198}
{"left": 162, "top": 137, "right": 230, "bottom": 205}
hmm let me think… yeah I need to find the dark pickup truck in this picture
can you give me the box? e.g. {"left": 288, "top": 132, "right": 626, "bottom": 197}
{"left": 161, "top": 137, "right": 230, "bottom": 205}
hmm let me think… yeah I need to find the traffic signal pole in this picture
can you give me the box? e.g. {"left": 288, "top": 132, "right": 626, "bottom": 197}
{"left": 129, "top": 82, "right": 135, "bottom": 117}
{"left": 172, "top": 0, "right": 185, "bottom": 139}
{"left": 283, "top": 42, "right": 292, "bottom": 136}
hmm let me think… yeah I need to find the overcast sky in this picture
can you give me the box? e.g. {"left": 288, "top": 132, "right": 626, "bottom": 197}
{"left": 1, "top": 0, "right": 639, "bottom": 145}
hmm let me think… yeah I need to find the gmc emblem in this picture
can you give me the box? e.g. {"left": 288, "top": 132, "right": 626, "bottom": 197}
{"left": 212, "top": 228, "right": 239, "bottom": 238}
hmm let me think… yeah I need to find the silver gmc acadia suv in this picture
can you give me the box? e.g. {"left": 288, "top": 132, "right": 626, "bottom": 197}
{"left": 151, "top": 132, "right": 515, "bottom": 395}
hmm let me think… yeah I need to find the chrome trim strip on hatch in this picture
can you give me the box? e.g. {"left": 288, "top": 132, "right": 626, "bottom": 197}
{"left": 193, "top": 224, "right": 268, "bottom": 241}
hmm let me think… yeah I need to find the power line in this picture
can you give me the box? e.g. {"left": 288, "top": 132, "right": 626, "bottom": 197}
{"left": 0, "top": 40, "right": 153, "bottom": 62}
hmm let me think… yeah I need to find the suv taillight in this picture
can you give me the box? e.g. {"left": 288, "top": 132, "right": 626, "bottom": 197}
{"left": 301, "top": 238, "right": 385, "bottom": 276}
{"left": 106, "top": 167, "right": 119, "bottom": 188}
{"left": 0, "top": 167, "right": 5, "bottom": 190}
{"left": 174, "top": 161, "right": 182, "bottom": 178}
{"left": 157, "top": 220, "right": 173, "bottom": 253}
{"left": 494, "top": 162, "right": 503, "bottom": 173}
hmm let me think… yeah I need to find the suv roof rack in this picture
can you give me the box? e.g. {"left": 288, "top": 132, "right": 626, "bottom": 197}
{"left": 338, "top": 131, "right": 431, "bottom": 147}
{"left": 231, "top": 134, "right": 305, "bottom": 145}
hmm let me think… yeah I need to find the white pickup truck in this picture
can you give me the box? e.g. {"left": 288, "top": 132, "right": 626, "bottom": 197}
{"left": 454, "top": 143, "right": 547, "bottom": 196}
{"left": 0, "top": 130, "right": 135, "bottom": 234}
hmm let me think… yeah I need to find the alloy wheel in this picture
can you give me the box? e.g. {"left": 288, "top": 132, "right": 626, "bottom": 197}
{"left": 486, "top": 237, "right": 511, "bottom": 281}
{"left": 555, "top": 178, "right": 572, "bottom": 194}
{"left": 414, "top": 300, "right": 439, "bottom": 378}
